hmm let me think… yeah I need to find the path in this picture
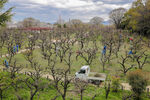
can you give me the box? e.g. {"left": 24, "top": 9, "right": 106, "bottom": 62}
{"left": 121, "top": 83, "right": 150, "bottom": 91}
{"left": 1, "top": 46, "right": 40, "bottom": 58}
{"left": 20, "top": 70, "right": 54, "bottom": 80}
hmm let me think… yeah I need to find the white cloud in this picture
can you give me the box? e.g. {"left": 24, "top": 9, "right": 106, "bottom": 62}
{"left": 11, "top": 0, "right": 103, "bottom": 11}
{"left": 10, "top": 0, "right": 132, "bottom": 11}
{"left": 9, "top": 0, "right": 133, "bottom": 22}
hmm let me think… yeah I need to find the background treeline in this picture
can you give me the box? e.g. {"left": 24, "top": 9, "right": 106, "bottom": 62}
{"left": 120, "top": 0, "right": 150, "bottom": 36}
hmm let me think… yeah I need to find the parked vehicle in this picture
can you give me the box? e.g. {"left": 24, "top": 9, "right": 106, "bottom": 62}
{"left": 75, "top": 65, "right": 106, "bottom": 85}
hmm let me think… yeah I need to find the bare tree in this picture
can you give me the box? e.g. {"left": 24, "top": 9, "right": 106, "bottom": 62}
{"left": 89, "top": 16, "right": 104, "bottom": 26}
{"left": 100, "top": 55, "right": 108, "bottom": 72}
{"left": 49, "top": 58, "right": 72, "bottom": 100}
{"left": 102, "top": 35, "right": 115, "bottom": 63}
{"left": 75, "top": 26, "right": 89, "bottom": 50}
{"left": 22, "top": 17, "right": 40, "bottom": 28}
{"left": 13, "top": 30, "right": 25, "bottom": 48}
{"left": 74, "top": 79, "right": 88, "bottom": 100}
{"left": 69, "top": 19, "right": 83, "bottom": 28}
{"left": 5, "top": 32, "right": 16, "bottom": 63}
{"left": 24, "top": 62, "right": 45, "bottom": 100}
{"left": 38, "top": 32, "right": 49, "bottom": 53}
{"left": 104, "top": 79, "right": 111, "bottom": 99}
{"left": 24, "top": 32, "right": 38, "bottom": 67}
{"left": 11, "top": 79, "right": 24, "bottom": 100}
{"left": 23, "top": 32, "right": 46, "bottom": 100}
{"left": 0, "top": 75, "right": 10, "bottom": 100}
{"left": 53, "top": 39, "right": 70, "bottom": 63}
{"left": 77, "top": 48, "right": 97, "bottom": 65}
{"left": 118, "top": 53, "right": 134, "bottom": 75}
{"left": 0, "top": 30, "right": 24, "bottom": 100}
{"left": 9, "top": 60, "right": 22, "bottom": 79}
{"left": 109, "top": 8, "right": 126, "bottom": 29}
{"left": 42, "top": 42, "right": 54, "bottom": 66}
{"left": 114, "top": 32, "right": 124, "bottom": 58}
{"left": 27, "top": 32, "right": 38, "bottom": 52}
{"left": 122, "top": 93, "right": 133, "bottom": 100}
{"left": 88, "top": 28, "right": 99, "bottom": 50}
{"left": 0, "top": 31, "right": 8, "bottom": 56}
{"left": 101, "top": 29, "right": 118, "bottom": 63}
{"left": 64, "top": 49, "right": 73, "bottom": 74}
{"left": 135, "top": 51, "right": 148, "bottom": 69}
{"left": 9, "top": 61, "right": 24, "bottom": 100}
{"left": 131, "top": 37, "right": 143, "bottom": 55}
{"left": 52, "top": 69, "right": 72, "bottom": 100}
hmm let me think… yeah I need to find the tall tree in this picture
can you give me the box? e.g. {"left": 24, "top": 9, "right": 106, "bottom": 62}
{"left": 121, "top": 0, "right": 150, "bottom": 36}
{"left": 21, "top": 17, "right": 41, "bottom": 28}
{"left": 0, "top": 0, "right": 14, "bottom": 26}
{"left": 109, "top": 8, "right": 126, "bottom": 29}
{"left": 89, "top": 16, "right": 103, "bottom": 25}
{"left": 69, "top": 19, "right": 83, "bottom": 28}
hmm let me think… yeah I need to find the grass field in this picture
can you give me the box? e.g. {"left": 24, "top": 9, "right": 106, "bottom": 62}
{"left": 0, "top": 36, "right": 150, "bottom": 100}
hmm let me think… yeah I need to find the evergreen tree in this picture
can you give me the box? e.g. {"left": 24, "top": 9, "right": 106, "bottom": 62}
{"left": 0, "top": 0, "right": 14, "bottom": 26}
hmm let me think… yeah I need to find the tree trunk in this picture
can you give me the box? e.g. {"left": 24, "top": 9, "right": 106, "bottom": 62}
{"left": 106, "top": 91, "right": 109, "bottom": 99}
{"left": 62, "top": 89, "right": 66, "bottom": 100}
{"left": 0, "top": 90, "right": 3, "bottom": 100}
{"left": 81, "top": 42, "right": 84, "bottom": 49}
{"left": 62, "top": 95, "right": 66, "bottom": 100}
{"left": 60, "top": 56, "right": 63, "bottom": 63}
{"left": 80, "top": 90, "right": 83, "bottom": 100}
{"left": 103, "top": 63, "right": 105, "bottom": 72}
{"left": 69, "top": 64, "right": 71, "bottom": 74}
{"left": 30, "top": 90, "right": 38, "bottom": 100}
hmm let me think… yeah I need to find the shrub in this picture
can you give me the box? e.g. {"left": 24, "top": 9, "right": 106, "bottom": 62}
{"left": 111, "top": 76, "right": 120, "bottom": 92}
{"left": 127, "top": 69, "right": 148, "bottom": 100}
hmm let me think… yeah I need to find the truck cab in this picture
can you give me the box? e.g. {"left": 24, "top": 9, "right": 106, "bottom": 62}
{"left": 75, "top": 65, "right": 90, "bottom": 80}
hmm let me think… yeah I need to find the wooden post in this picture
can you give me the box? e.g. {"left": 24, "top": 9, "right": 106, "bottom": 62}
{"left": 47, "top": 76, "right": 49, "bottom": 80}
{"left": 147, "top": 88, "right": 149, "bottom": 97}
{"left": 121, "top": 85, "right": 124, "bottom": 90}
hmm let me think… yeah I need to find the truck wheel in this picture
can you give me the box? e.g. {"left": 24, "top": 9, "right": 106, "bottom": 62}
{"left": 88, "top": 80, "right": 92, "bottom": 83}
{"left": 95, "top": 81, "right": 100, "bottom": 85}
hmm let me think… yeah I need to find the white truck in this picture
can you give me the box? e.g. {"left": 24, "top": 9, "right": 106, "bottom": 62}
{"left": 75, "top": 65, "right": 106, "bottom": 85}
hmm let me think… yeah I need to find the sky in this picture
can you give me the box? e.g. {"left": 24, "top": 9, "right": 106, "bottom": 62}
{"left": 4, "top": 0, "right": 136, "bottom": 24}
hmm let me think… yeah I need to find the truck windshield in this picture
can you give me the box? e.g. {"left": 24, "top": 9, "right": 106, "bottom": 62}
{"left": 79, "top": 69, "right": 85, "bottom": 74}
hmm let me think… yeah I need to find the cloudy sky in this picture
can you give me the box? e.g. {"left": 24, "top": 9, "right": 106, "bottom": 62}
{"left": 5, "top": 0, "right": 135, "bottom": 24}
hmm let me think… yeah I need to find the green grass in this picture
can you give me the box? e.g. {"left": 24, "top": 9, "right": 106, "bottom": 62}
{"left": 0, "top": 36, "right": 150, "bottom": 100}
{"left": 1, "top": 40, "right": 150, "bottom": 81}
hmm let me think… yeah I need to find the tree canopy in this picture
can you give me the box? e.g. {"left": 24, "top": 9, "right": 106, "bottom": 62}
{"left": 109, "top": 8, "right": 126, "bottom": 29}
{"left": 121, "top": 0, "right": 150, "bottom": 36}
{"left": 89, "top": 16, "right": 103, "bottom": 25}
{"left": 0, "top": 0, "right": 14, "bottom": 26}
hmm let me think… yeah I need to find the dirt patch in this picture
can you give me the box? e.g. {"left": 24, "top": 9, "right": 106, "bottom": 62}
{"left": 121, "top": 83, "right": 150, "bottom": 91}
{"left": 121, "top": 83, "right": 131, "bottom": 90}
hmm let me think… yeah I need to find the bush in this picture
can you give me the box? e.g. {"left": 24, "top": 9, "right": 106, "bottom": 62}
{"left": 111, "top": 76, "right": 120, "bottom": 92}
{"left": 127, "top": 69, "right": 148, "bottom": 100}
